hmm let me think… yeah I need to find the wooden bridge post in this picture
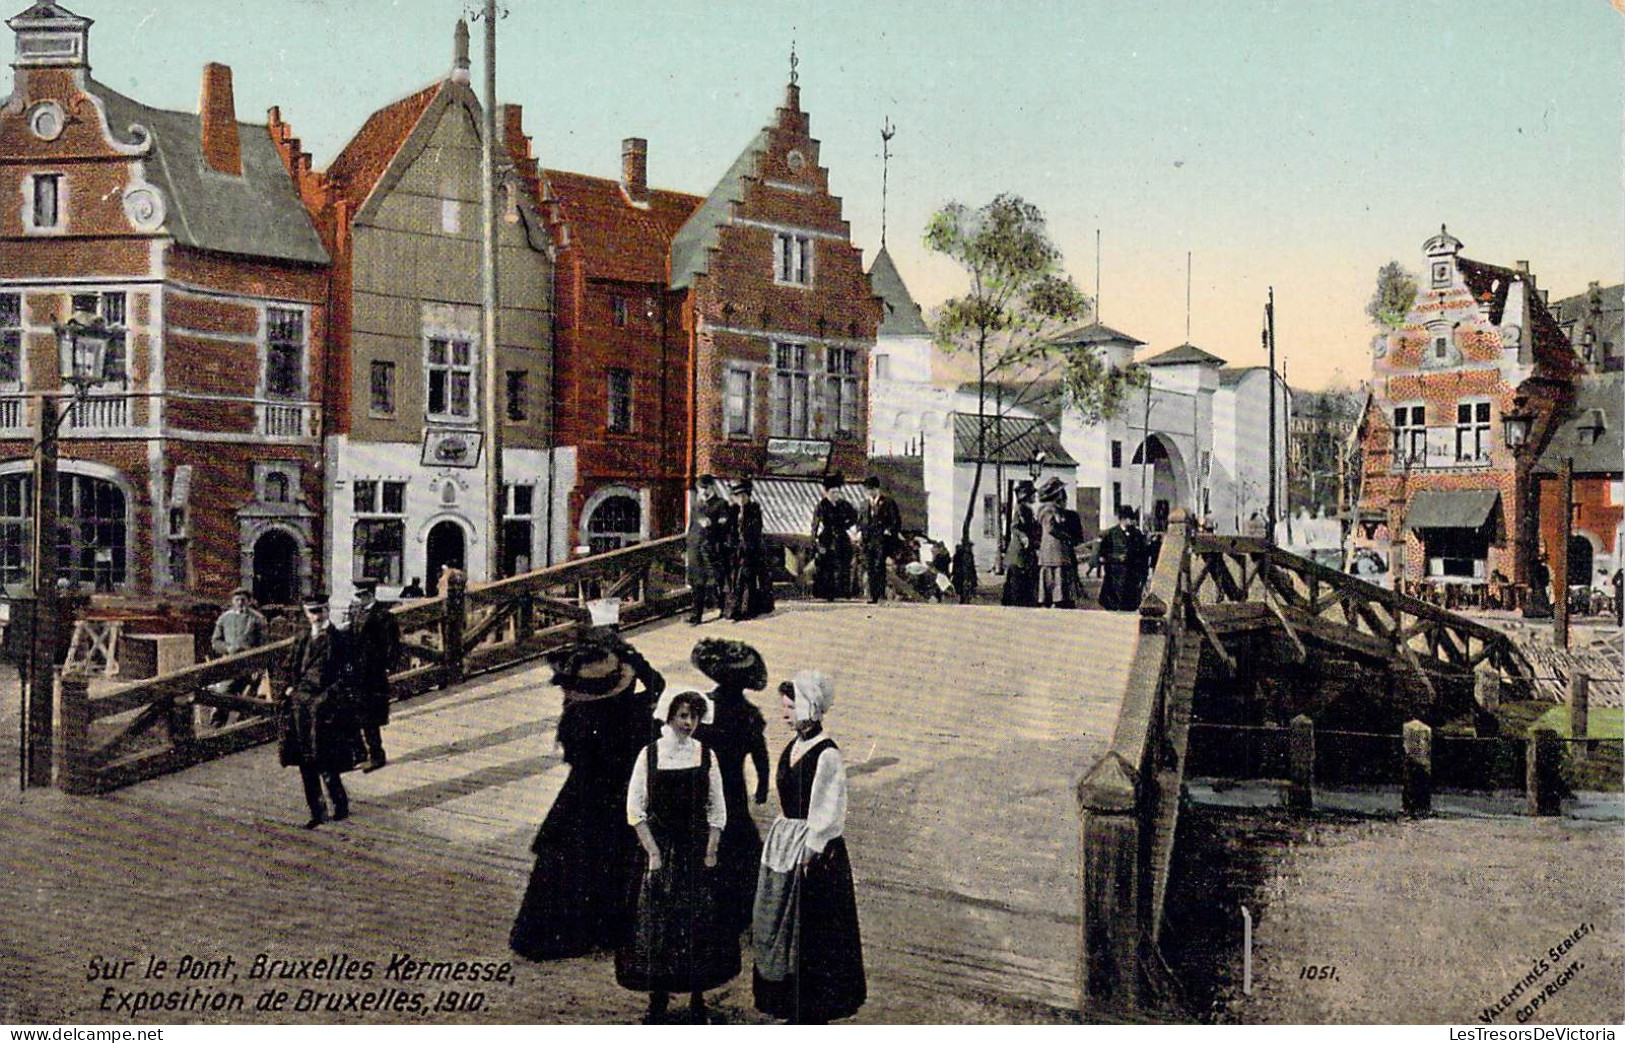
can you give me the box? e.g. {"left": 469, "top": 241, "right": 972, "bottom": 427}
{"left": 1077, "top": 753, "right": 1146, "bottom": 1013}
{"left": 1473, "top": 664, "right": 1500, "bottom": 712}
{"left": 1287, "top": 714, "right": 1314, "bottom": 811}
{"left": 442, "top": 569, "right": 467, "bottom": 687}
{"left": 51, "top": 668, "right": 93, "bottom": 795}
{"left": 1402, "top": 719, "right": 1432, "bottom": 817}
{"left": 1568, "top": 671, "right": 1590, "bottom": 758}
{"left": 1526, "top": 727, "right": 1563, "bottom": 816}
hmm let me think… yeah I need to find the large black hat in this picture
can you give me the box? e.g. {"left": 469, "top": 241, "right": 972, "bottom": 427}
{"left": 822, "top": 472, "right": 845, "bottom": 490}
{"left": 732, "top": 477, "right": 754, "bottom": 496}
{"left": 1039, "top": 476, "right": 1066, "bottom": 503}
{"left": 546, "top": 642, "right": 637, "bottom": 703}
{"left": 690, "top": 638, "right": 768, "bottom": 691}
{"left": 862, "top": 475, "right": 881, "bottom": 490}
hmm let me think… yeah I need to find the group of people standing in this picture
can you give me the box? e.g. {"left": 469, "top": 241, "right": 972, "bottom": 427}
{"left": 508, "top": 634, "right": 865, "bottom": 1025}
{"left": 1003, "top": 486, "right": 1153, "bottom": 613}
{"left": 686, "top": 475, "right": 774, "bottom": 625}
{"left": 811, "top": 473, "right": 903, "bottom": 604}
{"left": 270, "top": 579, "right": 402, "bottom": 828}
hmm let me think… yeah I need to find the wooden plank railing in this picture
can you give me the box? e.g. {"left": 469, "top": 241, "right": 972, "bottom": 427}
{"left": 51, "top": 535, "right": 692, "bottom": 794}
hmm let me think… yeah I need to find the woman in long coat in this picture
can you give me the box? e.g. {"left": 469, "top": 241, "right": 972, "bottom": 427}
{"left": 1001, "top": 481, "right": 1039, "bottom": 607}
{"left": 1035, "top": 479, "right": 1081, "bottom": 609}
{"left": 752, "top": 671, "right": 866, "bottom": 1023}
{"left": 278, "top": 595, "right": 363, "bottom": 829}
{"left": 510, "top": 642, "right": 658, "bottom": 961}
{"left": 691, "top": 638, "right": 770, "bottom": 935}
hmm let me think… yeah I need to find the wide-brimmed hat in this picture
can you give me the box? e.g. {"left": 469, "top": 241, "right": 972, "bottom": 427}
{"left": 1039, "top": 477, "right": 1066, "bottom": 503}
{"left": 653, "top": 688, "right": 715, "bottom": 725}
{"left": 301, "top": 592, "right": 331, "bottom": 610}
{"left": 822, "top": 472, "right": 845, "bottom": 490}
{"left": 690, "top": 638, "right": 768, "bottom": 691}
{"left": 546, "top": 642, "right": 636, "bottom": 703}
{"left": 732, "top": 477, "right": 754, "bottom": 496}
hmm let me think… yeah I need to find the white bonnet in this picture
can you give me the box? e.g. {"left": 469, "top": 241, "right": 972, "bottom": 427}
{"left": 791, "top": 670, "right": 836, "bottom": 722}
{"left": 653, "top": 688, "right": 714, "bottom": 725}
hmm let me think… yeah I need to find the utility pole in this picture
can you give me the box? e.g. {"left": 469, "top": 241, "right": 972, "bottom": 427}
{"left": 478, "top": 0, "right": 504, "bottom": 580}
{"left": 1266, "top": 287, "right": 1278, "bottom": 545}
{"left": 1555, "top": 456, "right": 1574, "bottom": 648}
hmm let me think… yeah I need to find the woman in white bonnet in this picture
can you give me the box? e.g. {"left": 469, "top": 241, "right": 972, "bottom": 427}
{"left": 751, "top": 670, "right": 866, "bottom": 1023}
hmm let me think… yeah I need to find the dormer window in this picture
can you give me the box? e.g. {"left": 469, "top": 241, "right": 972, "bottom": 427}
{"left": 1578, "top": 409, "right": 1607, "bottom": 446}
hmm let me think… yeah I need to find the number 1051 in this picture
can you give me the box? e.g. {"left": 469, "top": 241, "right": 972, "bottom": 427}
{"left": 1299, "top": 965, "right": 1338, "bottom": 981}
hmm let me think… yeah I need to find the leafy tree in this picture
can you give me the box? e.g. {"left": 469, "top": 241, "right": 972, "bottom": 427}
{"left": 1366, "top": 261, "right": 1419, "bottom": 331}
{"left": 924, "top": 194, "right": 1145, "bottom": 590}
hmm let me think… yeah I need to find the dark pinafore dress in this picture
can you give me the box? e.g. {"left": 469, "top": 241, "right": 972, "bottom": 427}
{"left": 615, "top": 742, "right": 741, "bottom": 993}
{"left": 751, "top": 737, "right": 866, "bottom": 1022}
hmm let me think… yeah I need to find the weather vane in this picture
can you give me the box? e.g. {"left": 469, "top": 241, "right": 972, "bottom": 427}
{"left": 880, "top": 116, "right": 896, "bottom": 247}
{"left": 464, "top": 0, "right": 509, "bottom": 20}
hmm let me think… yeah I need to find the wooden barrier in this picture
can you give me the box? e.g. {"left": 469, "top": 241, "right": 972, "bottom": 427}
{"left": 54, "top": 535, "right": 692, "bottom": 793}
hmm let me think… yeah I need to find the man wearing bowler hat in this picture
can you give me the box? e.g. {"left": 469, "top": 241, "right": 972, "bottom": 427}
{"left": 278, "top": 593, "right": 361, "bottom": 828}
{"left": 687, "top": 475, "right": 735, "bottom": 625}
{"left": 347, "top": 578, "right": 400, "bottom": 772}
{"left": 858, "top": 476, "right": 902, "bottom": 604}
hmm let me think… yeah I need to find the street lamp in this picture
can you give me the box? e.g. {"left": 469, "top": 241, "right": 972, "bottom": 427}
{"left": 19, "top": 311, "right": 114, "bottom": 788}
{"left": 1029, "top": 449, "right": 1047, "bottom": 482}
{"left": 1502, "top": 396, "right": 1533, "bottom": 450}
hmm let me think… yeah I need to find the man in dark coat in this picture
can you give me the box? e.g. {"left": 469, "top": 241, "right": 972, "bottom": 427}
{"left": 811, "top": 473, "right": 857, "bottom": 600}
{"left": 858, "top": 476, "right": 903, "bottom": 604}
{"left": 686, "top": 476, "right": 734, "bottom": 625}
{"left": 1098, "top": 506, "right": 1150, "bottom": 612}
{"left": 1001, "top": 481, "right": 1039, "bottom": 607}
{"left": 347, "top": 578, "right": 400, "bottom": 772}
{"left": 728, "top": 478, "right": 772, "bottom": 620}
{"left": 279, "top": 594, "right": 361, "bottom": 828}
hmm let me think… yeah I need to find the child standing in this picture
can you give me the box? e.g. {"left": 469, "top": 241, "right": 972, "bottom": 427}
{"left": 618, "top": 690, "right": 740, "bottom": 1022}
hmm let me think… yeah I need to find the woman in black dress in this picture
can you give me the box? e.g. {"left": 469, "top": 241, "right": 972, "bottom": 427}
{"left": 509, "top": 642, "right": 659, "bottom": 961}
{"left": 617, "top": 690, "right": 740, "bottom": 1022}
{"left": 690, "top": 638, "right": 770, "bottom": 935}
{"left": 752, "top": 671, "right": 866, "bottom": 1023}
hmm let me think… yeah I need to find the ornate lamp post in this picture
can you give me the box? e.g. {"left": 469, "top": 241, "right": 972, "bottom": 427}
{"left": 19, "top": 311, "right": 112, "bottom": 788}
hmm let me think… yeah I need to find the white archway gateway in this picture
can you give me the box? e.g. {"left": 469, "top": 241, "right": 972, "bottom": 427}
{"left": 1130, "top": 433, "right": 1192, "bottom": 532}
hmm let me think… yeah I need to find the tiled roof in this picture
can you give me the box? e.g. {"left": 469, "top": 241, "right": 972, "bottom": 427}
{"left": 1549, "top": 283, "right": 1623, "bottom": 369}
{"left": 1142, "top": 342, "right": 1227, "bottom": 367}
{"left": 1537, "top": 373, "right": 1624, "bottom": 477}
{"left": 669, "top": 129, "right": 769, "bottom": 290}
{"left": 92, "top": 80, "right": 327, "bottom": 265}
{"left": 868, "top": 247, "right": 931, "bottom": 337}
{"left": 1457, "top": 256, "right": 1577, "bottom": 375}
{"left": 542, "top": 170, "right": 702, "bottom": 285}
{"left": 1051, "top": 322, "right": 1146, "bottom": 348}
{"left": 952, "top": 412, "right": 1076, "bottom": 466}
{"left": 326, "top": 83, "right": 441, "bottom": 214}
{"left": 1217, "top": 365, "right": 1270, "bottom": 387}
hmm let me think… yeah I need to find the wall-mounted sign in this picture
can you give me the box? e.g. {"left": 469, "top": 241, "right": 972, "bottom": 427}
{"left": 421, "top": 429, "right": 484, "bottom": 469}
{"left": 765, "top": 437, "right": 832, "bottom": 477}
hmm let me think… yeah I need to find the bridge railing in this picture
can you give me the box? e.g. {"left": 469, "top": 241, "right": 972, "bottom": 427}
{"left": 1076, "top": 509, "right": 1199, "bottom": 1013}
{"left": 50, "top": 535, "right": 691, "bottom": 794}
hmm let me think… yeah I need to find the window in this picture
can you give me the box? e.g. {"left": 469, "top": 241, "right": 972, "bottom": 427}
{"left": 352, "top": 478, "right": 407, "bottom": 584}
{"left": 824, "top": 347, "right": 859, "bottom": 438}
{"left": 1112, "top": 481, "right": 1122, "bottom": 513}
{"left": 982, "top": 493, "right": 999, "bottom": 538}
{"left": 874, "top": 354, "right": 890, "bottom": 380}
{"left": 606, "top": 368, "right": 633, "bottom": 434}
{"left": 427, "top": 336, "right": 474, "bottom": 419}
{"left": 724, "top": 366, "right": 752, "bottom": 438}
{"left": 770, "top": 342, "right": 810, "bottom": 437}
{"left": 1392, "top": 404, "right": 1425, "bottom": 465}
{"left": 1111, "top": 440, "right": 1123, "bottom": 469}
{"left": 612, "top": 296, "right": 628, "bottom": 328}
{"left": 0, "top": 474, "right": 27, "bottom": 588}
{"left": 773, "top": 232, "right": 813, "bottom": 286}
{"left": 1455, "top": 401, "right": 1491, "bottom": 462}
{"left": 0, "top": 293, "right": 20, "bottom": 386}
{"left": 503, "top": 483, "right": 536, "bottom": 576}
{"left": 369, "top": 360, "right": 396, "bottom": 416}
{"left": 265, "top": 307, "right": 304, "bottom": 399}
{"left": 28, "top": 173, "right": 62, "bottom": 231}
{"left": 1433, "top": 336, "right": 1449, "bottom": 361}
{"left": 56, "top": 473, "right": 127, "bottom": 591}
{"left": 586, "top": 494, "right": 642, "bottom": 555}
{"left": 1424, "top": 529, "right": 1488, "bottom": 580}
{"left": 505, "top": 369, "right": 529, "bottom": 423}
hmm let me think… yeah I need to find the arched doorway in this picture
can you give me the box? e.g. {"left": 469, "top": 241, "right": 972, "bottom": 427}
{"left": 585, "top": 494, "right": 642, "bottom": 555}
{"left": 1568, "top": 535, "right": 1594, "bottom": 589}
{"left": 426, "top": 520, "right": 466, "bottom": 596}
{"left": 1130, "top": 434, "right": 1190, "bottom": 533}
{"left": 252, "top": 529, "right": 300, "bottom": 607}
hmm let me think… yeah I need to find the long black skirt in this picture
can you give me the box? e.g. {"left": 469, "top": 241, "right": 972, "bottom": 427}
{"left": 509, "top": 785, "right": 643, "bottom": 961}
{"left": 752, "top": 838, "right": 866, "bottom": 1022}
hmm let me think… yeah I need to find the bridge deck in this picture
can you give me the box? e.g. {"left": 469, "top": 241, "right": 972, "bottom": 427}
{"left": 0, "top": 601, "right": 1141, "bottom": 1023}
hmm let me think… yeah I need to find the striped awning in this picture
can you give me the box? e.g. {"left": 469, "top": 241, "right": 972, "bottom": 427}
{"left": 751, "top": 478, "right": 868, "bottom": 538}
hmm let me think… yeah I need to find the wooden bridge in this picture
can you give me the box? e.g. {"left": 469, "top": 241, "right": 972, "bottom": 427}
{"left": 18, "top": 516, "right": 1539, "bottom": 1022}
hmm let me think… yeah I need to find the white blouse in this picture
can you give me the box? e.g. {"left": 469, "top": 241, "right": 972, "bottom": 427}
{"left": 625, "top": 726, "right": 726, "bottom": 831}
{"left": 761, "top": 735, "right": 847, "bottom": 871}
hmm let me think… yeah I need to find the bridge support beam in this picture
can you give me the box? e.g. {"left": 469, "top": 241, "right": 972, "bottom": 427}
{"left": 1077, "top": 753, "right": 1146, "bottom": 1013}
{"left": 52, "top": 668, "right": 93, "bottom": 795}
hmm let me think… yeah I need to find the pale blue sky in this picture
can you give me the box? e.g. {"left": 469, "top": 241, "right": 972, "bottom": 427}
{"left": 13, "top": 0, "right": 1623, "bottom": 387}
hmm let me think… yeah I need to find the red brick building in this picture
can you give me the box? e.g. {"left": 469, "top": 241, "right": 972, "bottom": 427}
{"left": 1534, "top": 372, "right": 1622, "bottom": 593}
{"left": 536, "top": 142, "right": 700, "bottom": 552}
{"left": 1353, "top": 227, "right": 1580, "bottom": 601}
{"left": 0, "top": 2, "right": 330, "bottom": 603}
{"left": 670, "top": 75, "right": 881, "bottom": 531}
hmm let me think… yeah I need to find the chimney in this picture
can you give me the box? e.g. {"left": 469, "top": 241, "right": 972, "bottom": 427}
{"left": 451, "top": 19, "right": 471, "bottom": 84}
{"left": 198, "top": 63, "right": 242, "bottom": 176}
{"left": 621, "top": 138, "right": 648, "bottom": 204}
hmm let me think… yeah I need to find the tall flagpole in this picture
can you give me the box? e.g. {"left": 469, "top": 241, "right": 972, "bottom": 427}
{"left": 480, "top": 0, "right": 504, "bottom": 580}
{"left": 1266, "top": 287, "right": 1277, "bottom": 545}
